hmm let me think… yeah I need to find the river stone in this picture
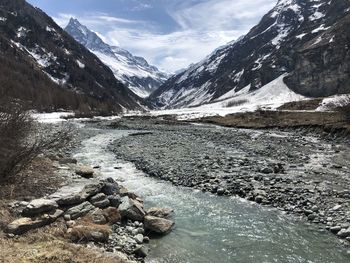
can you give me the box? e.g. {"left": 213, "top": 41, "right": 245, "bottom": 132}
{"left": 101, "top": 178, "right": 119, "bottom": 195}
{"left": 108, "top": 195, "right": 121, "bottom": 208}
{"left": 134, "top": 245, "right": 148, "bottom": 258}
{"left": 65, "top": 201, "right": 95, "bottom": 220}
{"left": 144, "top": 215, "right": 174, "bottom": 235}
{"left": 22, "top": 198, "right": 58, "bottom": 216}
{"left": 261, "top": 167, "right": 274, "bottom": 174}
{"left": 119, "top": 197, "right": 146, "bottom": 221}
{"left": 337, "top": 227, "right": 350, "bottom": 238}
{"left": 134, "top": 234, "right": 144, "bottom": 244}
{"left": 147, "top": 207, "right": 173, "bottom": 218}
{"left": 90, "top": 193, "right": 110, "bottom": 208}
{"left": 7, "top": 209, "right": 64, "bottom": 235}
{"left": 80, "top": 182, "right": 105, "bottom": 199}
{"left": 75, "top": 165, "right": 94, "bottom": 178}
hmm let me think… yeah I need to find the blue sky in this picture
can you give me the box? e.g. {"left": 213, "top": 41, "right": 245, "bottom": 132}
{"left": 27, "top": 0, "right": 277, "bottom": 72}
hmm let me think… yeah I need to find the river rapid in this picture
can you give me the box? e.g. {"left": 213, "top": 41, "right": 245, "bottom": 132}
{"left": 72, "top": 123, "right": 350, "bottom": 263}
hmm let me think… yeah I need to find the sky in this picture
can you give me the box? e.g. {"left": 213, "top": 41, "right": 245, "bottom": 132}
{"left": 27, "top": 0, "right": 277, "bottom": 72}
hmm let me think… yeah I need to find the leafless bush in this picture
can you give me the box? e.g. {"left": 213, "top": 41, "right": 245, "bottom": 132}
{"left": 225, "top": 99, "right": 248, "bottom": 108}
{"left": 0, "top": 98, "right": 71, "bottom": 182}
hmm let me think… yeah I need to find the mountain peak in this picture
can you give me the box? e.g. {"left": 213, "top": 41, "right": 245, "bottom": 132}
{"left": 65, "top": 20, "right": 169, "bottom": 98}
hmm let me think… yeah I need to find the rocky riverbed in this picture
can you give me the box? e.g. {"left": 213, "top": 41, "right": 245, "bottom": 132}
{"left": 109, "top": 117, "right": 350, "bottom": 246}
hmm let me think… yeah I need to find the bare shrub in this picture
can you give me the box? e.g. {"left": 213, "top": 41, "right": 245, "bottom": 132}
{"left": 0, "top": 98, "right": 71, "bottom": 182}
{"left": 225, "top": 99, "right": 248, "bottom": 108}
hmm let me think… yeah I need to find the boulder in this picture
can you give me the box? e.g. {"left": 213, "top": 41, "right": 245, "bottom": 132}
{"left": 7, "top": 209, "right": 63, "bottom": 235}
{"left": 147, "top": 207, "right": 173, "bottom": 218}
{"left": 144, "top": 215, "right": 174, "bottom": 235}
{"left": 119, "top": 197, "right": 146, "bottom": 221}
{"left": 80, "top": 182, "right": 105, "bottom": 199}
{"left": 90, "top": 193, "right": 110, "bottom": 208}
{"left": 65, "top": 201, "right": 95, "bottom": 220}
{"left": 134, "top": 245, "right": 148, "bottom": 258}
{"left": 107, "top": 195, "right": 121, "bottom": 208}
{"left": 22, "top": 199, "right": 58, "bottom": 216}
{"left": 337, "top": 227, "right": 350, "bottom": 238}
{"left": 75, "top": 165, "right": 94, "bottom": 178}
{"left": 101, "top": 177, "right": 119, "bottom": 195}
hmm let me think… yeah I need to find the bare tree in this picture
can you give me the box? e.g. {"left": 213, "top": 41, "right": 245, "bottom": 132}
{"left": 0, "top": 98, "right": 71, "bottom": 182}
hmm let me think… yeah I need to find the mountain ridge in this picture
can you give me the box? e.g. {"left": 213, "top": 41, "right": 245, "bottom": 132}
{"left": 0, "top": 0, "right": 144, "bottom": 112}
{"left": 149, "top": 0, "right": 350, "bottom": 109}
{"left": 65, "top": 18, "right": 169, "bottom": 98}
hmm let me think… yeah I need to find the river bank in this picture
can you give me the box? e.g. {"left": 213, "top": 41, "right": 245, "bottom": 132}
{"left": 109, "top": 117, "right": 350, "bottom": 249}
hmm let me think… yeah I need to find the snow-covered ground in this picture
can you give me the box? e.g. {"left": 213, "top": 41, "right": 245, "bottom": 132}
{"left": 146, "top": 74, "right": 307, "bottom": 120}
{"left": 32, "top": 112, "right": 74, "bottom": 123}
{"left": 316, "top": 94, "right": 350, "bottom": 111}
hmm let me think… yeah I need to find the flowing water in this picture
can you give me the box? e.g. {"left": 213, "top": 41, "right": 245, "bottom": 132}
{"left": 73, "top": 127, "right": 350, "bottom": 263}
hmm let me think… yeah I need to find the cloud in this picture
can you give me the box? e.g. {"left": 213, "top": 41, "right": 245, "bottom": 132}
{"left": 52, "top": 0, "right": 277, "bottom": 72}
{"left": 53, "top": 12, "right": 143, "bottom": 28}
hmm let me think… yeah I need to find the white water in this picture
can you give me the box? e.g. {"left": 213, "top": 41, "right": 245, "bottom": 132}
{"left": 73, "top": 127, "right": 350, "bottom": 263}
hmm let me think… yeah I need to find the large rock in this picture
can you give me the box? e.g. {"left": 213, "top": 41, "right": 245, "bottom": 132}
{"left": 337, "top": 227, "right": 350, "bottom": 238}
{"left": 75, "top": 165, "right": 94, "bottom": 178}
{"left": 7, "top": 209, "right": 64, "bottom": 235}
{"left": 90, "top": 209, "right": 107, "bottom": 225}
{"left": 65, "top": 201, "right": 95, "bottom": 220}
{"left": 50, "top": 181, "right": 104, "bottom": 206}
{"left": 101, "top": 177, "right": 119, "bottom": 195}
{"left": 144, "top": 215, "right": 174, "bottom": 235}
{"left": 68, "top": 225, "right": 110, "bottom": 243}
{"left": 119, "top": 197, "right": 146, "bottom": 221}
{"left": 147, "top": 207, "right": 173, "bottom": 218}
{"left": 90, "top": 193, "right": 110, "bottom": 208}
{"left": 22, "top": 199, "right": 58, "bottom": 216}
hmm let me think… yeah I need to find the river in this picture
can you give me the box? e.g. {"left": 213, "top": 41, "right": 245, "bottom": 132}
{"left": 73, "top": 125, "right": 350, "bottom": 263}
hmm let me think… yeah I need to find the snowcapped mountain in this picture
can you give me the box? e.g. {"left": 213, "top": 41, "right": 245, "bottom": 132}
{"left": 0, "top": 0, "right": 144, "bottom": 111}
{"left": 65, "top": 18, "right": 168, "bottom": 98}
{"left": 150, "top": 0, "right": 350, "bottom": 109}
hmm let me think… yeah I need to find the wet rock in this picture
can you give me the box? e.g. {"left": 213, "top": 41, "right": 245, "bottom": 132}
{"left": 108, "top": 195, "right": 121, "bottom": 208}
{"left": 7, "top": 209, "right": 63, "bottom": 235}
{"left": 75, "top": 165, "right": 94, "bottom": 178}
{"left": 65, "top": 201, "right": 95, "bottom": 220}
{"left": 337, "top": 227, "right": 350, "bottom": 238}
{"left": 134, "top": 234, "right": 144, "bottom": 244}
{"left": 144, "top": 215, "right": 174, "bottom": 235}
{"left": 134, "top": 245, "right": 148, "bottom": 258}
{"left": 101, "top": 177, "right": 120, "bottom": 195}
{"left": 147, "top": 207, "right": 173, "bottom": 218}
{"left": 261, "top": 167, "right": 274, "bottom": 174}
{"left": 119, "top": 197, "right": 146, "bottom": 221}
{"left": 22, "top": 198, "right": 58, "bottom": 216}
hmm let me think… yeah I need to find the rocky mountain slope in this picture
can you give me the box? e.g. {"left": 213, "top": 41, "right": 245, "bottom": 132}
{"left": 0, "top": 0, "right": 144, "bottom": 112}
{"left": 65, "top": 18, "right": 168, "bottom": 98}
{"left": 150, "top": 0, "right": 350, "bottom": 109}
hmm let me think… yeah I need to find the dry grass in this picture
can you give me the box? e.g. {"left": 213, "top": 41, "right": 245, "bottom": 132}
{"left": 197, "top": 110, "right": 350, "bottom": 135}
{"left": 68, "top": 216, "right": 112, "bottom": 243}
{"left": 0, "top": 239, "right": 124, "bottom": 263}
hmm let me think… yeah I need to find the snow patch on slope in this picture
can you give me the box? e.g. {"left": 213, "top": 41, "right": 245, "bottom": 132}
{"left": 150, "top": 74, "right": 306, "bottom": 120}
{"left": 316, "top": 95, "right": 350, "bottom": 111}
